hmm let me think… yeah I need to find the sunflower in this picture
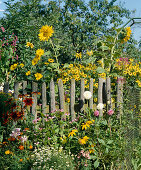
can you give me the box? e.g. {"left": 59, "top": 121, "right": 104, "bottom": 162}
{"left": 23, "top": 97, "right": 33, "bottom": 106}
{"left": 38, "top": 25, "right": 54, "bottom": 41}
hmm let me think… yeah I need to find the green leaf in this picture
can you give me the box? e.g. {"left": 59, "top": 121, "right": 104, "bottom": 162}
{"left": 98, "top": 138, "right": 105, "bottom": 145}
{"left": 107, "top": 140, "right": 113, "bottom": 144}
{"left": 94, "top": 160, "right": 99, "bottom": 168}
{"left": 63, "top": 63, "right": 70, "bottom": 68}
{"left": 96, "top": 67, "right": 105, "bottom": 73}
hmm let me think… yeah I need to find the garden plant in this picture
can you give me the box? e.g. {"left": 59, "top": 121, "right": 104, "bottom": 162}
{"left": 0, "top": 0, "right": 141, "bottom": 169}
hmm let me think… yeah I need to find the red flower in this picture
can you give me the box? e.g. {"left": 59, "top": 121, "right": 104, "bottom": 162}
{"left": 19, "top": 145, "right": 24, "bottom": 150}
{"left": 23, "top": 97, "right": 33, "bottom": 106}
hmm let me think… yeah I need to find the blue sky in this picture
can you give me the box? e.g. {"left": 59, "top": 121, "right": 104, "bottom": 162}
{"left": 0, "top": 0, "right": 141, "bottom": 41}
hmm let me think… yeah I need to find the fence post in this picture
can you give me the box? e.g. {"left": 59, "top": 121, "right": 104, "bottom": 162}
{"left": 23, "top": 81, "right": 27, "bottom": 95}
{"left": 80, "top": 78, "right": 85, "bottom": 113}
{"left": 50, "top": 78, "right": 56, "bottom": 112}
{"left": 89, "top": 78, "right": 93, "bottom": 110}
{"left": 14, "top": 82, "right": 19, "bottom": 99}
{"left": 3, "top": 82, "right": 9, "bottom": 93}
{"left": 98, "top": 78, "right": 104, "bottom": 116}
{"left": 70, "top": 79, "right": 75, "bottom": 121}
{"left": 32, "top": 82, "right": 38, "bottom": 119}
{"left": 58, "top": 79, "right": 66, "bottom": 120}
{"left": 42, "top": 82, "right": 47, "bottom": 115}
{"left": 117, "top": 77, "right": 124, "bottom": 118}
{"left": 106, "top": 77, "right": 111, "bottom": 110}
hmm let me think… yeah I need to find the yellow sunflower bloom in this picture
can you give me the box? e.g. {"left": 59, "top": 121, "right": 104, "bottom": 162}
{"left": 38, "top": 25, "right": 54, "bottom": 41}
{"left": 34, "top": 73, "right": 43, "bottom": 81}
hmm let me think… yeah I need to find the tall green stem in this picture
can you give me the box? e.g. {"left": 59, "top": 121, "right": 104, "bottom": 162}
{"left": 49, "top": 39, "right": 59, "bottom": 66}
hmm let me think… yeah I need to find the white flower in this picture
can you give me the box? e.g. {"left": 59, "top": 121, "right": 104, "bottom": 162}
{"left": 83, "top": 91, "right": 92, "bottom": 100}
{"left": 20, "top": 135, "right": 28, "bottom": 143}
{"left": 97, "top": 103, "right": 104, "bottom": 110}
{"left": 0, "top": 86, "right": 3, "bottom": 91}
{"left": 8, "top": 89, "right": 14, "bottom": 93}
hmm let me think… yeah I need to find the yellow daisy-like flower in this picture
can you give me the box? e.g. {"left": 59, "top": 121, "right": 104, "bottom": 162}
{"left": 48, "top": 58, "right": 54, "bottom": 63}
{"left": 66, "top": 98, "right": 70, "bottom": 103}
{"left": 60, "top": 135, "right": 67, "bottom": 144}
{"left": 19, "top": 63, "right": 24, "bottom": 68}
{"left": 86, "top": 50, "right": 93, "bottom": 56}
{"left": 78, "top": 138, "right": 87, "bottom": 145}
{"left": 81, "top": 120, "right": 94, "bottom": 130}
{"left": 10, "top": 63, "right": 18, "bottom": 71}
{"left": 123, "top": 27, "right": 132, "bottom": 42}
{"left": 94, "top": 98, "right": 97, "bottom": 102}
{"left": 26, "top": 71, "right": 31, "bottom": 76}
{"left": 5, "top": 150, "right": 11, "bottom": 155}
{"left": 32, "top": 58, "right": 38, "bottom": 66}
{"left": 68, "top": 129, "right": 78, "bottom": 137}
{"left": 79, "top": 136, "right": 89, "bottom": 145}
{"left": 44, "top": 62, "right": 49, "bottom": 65}
{"left": 26, "top": 42, "right": 34, "bottom": 48}
{"left": 34, "top": 73, "right": 43, "bottom": 81}
{"left": 69, "top": 64, "right": 73, "bottom": 68}
{"left": 19, "top": 159, "right": 23, "bottom": 162}
{"left": 36, "top": 49, "right": 44, "bottom": 57}
{"left": 89, "top": 144, "right": 96, "bottom": 153}
{"left": 75, "top": 52, "right": 82, "bottom": 59}
{"left": 38, "top": 25, "right": 54, "bottom": 41}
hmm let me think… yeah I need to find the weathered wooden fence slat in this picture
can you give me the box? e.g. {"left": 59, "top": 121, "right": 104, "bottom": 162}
{"left": 42, "top": 82, "right": 47, "bottom": 115}
{"left": 70, "top": 79, "right": 75, "bottom": 120}
{"left": 3, "top": 82, "right": 9, "bottom": 93}
{"left": 50, "top": 78, "right": 56, "bottom": 112}
{"left": 106, "top": 77, "right": 111, "bottom": 110}
{"left": 98, "top": 78, "right": 104, "bottom": 117}
{"left": 32, "top": 82, "right": 38, "bottom": 119}
{"left": 22, "top": 81, "right": 27, "bottom": 95}
{"left": 58, "top": 79, "right": 66, "bottom": 119}
{"left": 89, "top": 78, "right": 93, "bottom": 110}
{"left": 14, "top": 82, "right": 19, "bottom": 99}
{"left": 80, "top": 78, "right": 85, "bottom": 113}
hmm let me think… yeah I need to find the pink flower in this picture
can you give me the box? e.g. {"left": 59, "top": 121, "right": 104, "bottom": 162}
{"left": 32, "top": 119, "right": 37, "bottom": 124}
{"left": 94, "top": 110, "right": 99, "bottom": 117}
{"left": 1, "top": 27, "right": 5, "bottom": 32}
{"left": 107, "top": 109, "right": 114, "bottom": 116}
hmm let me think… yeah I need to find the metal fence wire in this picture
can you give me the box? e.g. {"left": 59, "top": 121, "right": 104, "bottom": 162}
{"left": 123, "top": 87, "right": 141, "bottom": 170}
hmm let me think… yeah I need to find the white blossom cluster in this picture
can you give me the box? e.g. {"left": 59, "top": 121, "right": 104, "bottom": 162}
{"left": 31, "top": 146, "right": 74, "bottom": 170}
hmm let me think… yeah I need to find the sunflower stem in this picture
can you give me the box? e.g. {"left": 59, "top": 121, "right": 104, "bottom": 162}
{"left": 49, "top": 39, "right": 59, "bottom": 68}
